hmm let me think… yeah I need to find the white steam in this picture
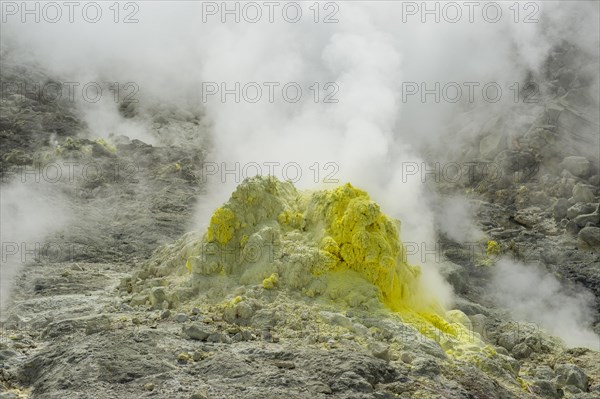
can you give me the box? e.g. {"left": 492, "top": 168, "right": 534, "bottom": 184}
{"left": 0, "top": 183, "right": 70, "bottom": 316}
{"left": 489, "top": 259, "right": 599, "bottom": 350}
{"left": 434, "top": 196, "right": 484, "bottom": 243}
{"left": 79, "top": 96, "right": 157, "bottom": 145}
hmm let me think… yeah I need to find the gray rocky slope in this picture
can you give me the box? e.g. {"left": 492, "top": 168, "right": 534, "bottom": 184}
{"left": 0, "top": 42, "right": 599, "bottom": 399}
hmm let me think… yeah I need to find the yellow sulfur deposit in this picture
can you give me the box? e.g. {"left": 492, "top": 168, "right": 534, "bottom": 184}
{"left": 304, "top": 183, "right": 421, "bottom": 311}
{"left": 486, "top": 240, "right": 501, "bottom": 257}
{"left": 94, "top": 138, "right": 117, "bottom": 153}
{"left": 185, "top": 176, "right": 488, "bottom": 359}
{"left": 262, "top": 273, "right": 279, "bottom": 289}
{"left": 207, "top": 207, "right": 238, "bottom": 245}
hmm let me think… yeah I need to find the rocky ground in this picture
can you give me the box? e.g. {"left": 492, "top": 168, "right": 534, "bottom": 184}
{"left": 1, "top": 41, "right": 599, "bottom": 399}
{"left": 447, "top": 43, "right": 600, "bottom": 316}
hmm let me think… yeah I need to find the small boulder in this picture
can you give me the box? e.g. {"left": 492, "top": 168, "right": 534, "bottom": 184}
{"left": 400, "top": 351, "right": 415, "bottom": 364}
{"left": 514, "top": 207, "right": 542, "bottom": 228}
{"left": 468, "top": 314, "right": 488, "bottom": 338}
{"left": 554, "top": 363, "right": 588, "bottom": 392}
{"left": 160, "top": 310, "right": 171, "bottom": 319}
{"left": 207, "top": 332, "right": 231, "bottom": 343}
{"left": 319, "top": 311, "right": 353, "bottom": 329}
{"left": 129, "top": 294, "right": 148, "bottom": 307}
{"left": 0, "top": 349, "right": 18, "bottom": 361}
{"left": 190, "top": 391, "right": 209, "bottom": 399}
{"left": 566, "top": 220, "right": 580, "bottom": 235}
{"left": 183, "top": 324, "right": 213, "bottom": 341}
{"left": 192, "top": 350, "right": 208, "bottom": 361}
{"left": 574, "top": 212, "right": 600, "bottom": 228}
{"left": 567, "top": 203, "right": 597, "bottom": 219}
{"left": 370, "top": 343, "right": 391, "bottom": 362}
{"left": 497, "top": 332, "right": 518, "bottom": 352}
{"left": 579, "top": 226, "right": 600, "bottom": 248}
{"left": 530, "top": 380, "right": 560, "bottom": 399}
{"left": 223, "top": 301, "right": 255, "bottom": 324}
{"left": 512, "top": 342, "right": 532, "bottom": 359}
{"left": 553, "top": 198, "right": 569, "bottom": 219}
{"left": 273, "top": 360, "right": 296, "bottom": 369}
{"left": 534, "top": 366, "right": 555, "bottom": 380}
{"left": 236, "top": 302, "right": 254, "bottom": 319}
{"left": 572, "top": 183, "right": 595, "bottom": 203}
{"left": 149, "top": 287, "right": 167, "bottom": 309}
{"left": 174, "top": 313, "right": 188, "bottom": 323}
{"left": 411, "top": 358, "right": 441, "bottom": 376}
{"left": 143, "top": 383, "right": 155, "bottom": 391}
{"left": 559, "top": 156, "right": 590, "bottom": 178}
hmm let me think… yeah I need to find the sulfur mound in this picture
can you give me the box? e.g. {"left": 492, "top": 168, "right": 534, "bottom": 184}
{"left": 136, "top": 176, "right": 490, "bottom": 359}
{"left": 184, "top": 176, "right": 427, "bottom": 312}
